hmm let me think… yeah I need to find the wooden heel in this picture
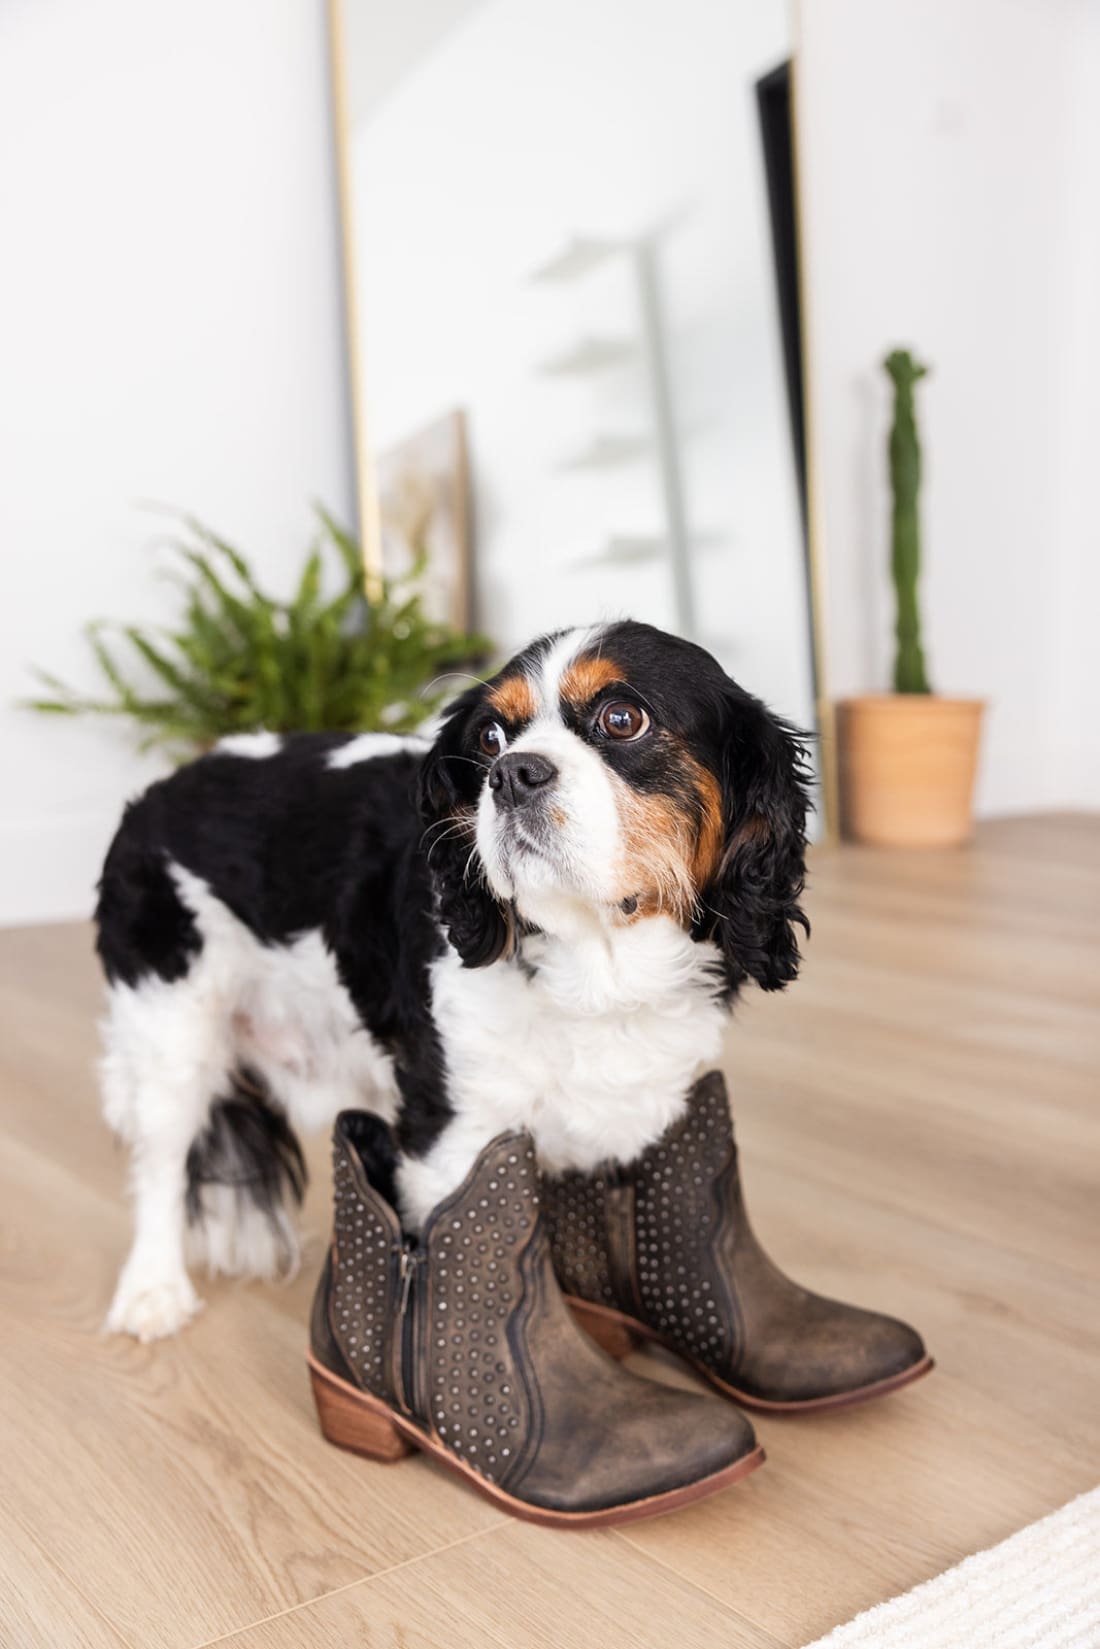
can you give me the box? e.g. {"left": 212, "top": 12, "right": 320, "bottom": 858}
{"left": 309, "top": 1362, "right": 415, "bottom": 1463}
{"left": 568, "top": 1298, "right": 643, "bottom": 1360}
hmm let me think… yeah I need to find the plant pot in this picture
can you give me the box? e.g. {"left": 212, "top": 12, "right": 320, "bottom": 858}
{"left": 836, "top": 695, "right": 985, "bottom": 848}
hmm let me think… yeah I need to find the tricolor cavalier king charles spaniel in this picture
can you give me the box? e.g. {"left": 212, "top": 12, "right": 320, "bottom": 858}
{"left": 97, "top": 620, "right": 810, "bottom": 1340}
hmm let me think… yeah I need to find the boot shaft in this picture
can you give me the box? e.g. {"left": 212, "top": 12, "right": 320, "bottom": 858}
{"left": 546, "top": 1072, "right": 738, "bottom": 1373}
{"left": 326, "top": 1110, "right": 405, "bottom": 1407}
{"left": 315, "top": 1112, "right": 543, "bottom": 1485}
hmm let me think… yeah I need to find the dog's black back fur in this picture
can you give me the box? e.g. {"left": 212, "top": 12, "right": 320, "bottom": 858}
{"left": 96, "top": 733, "right": 453, "bottom": 1156}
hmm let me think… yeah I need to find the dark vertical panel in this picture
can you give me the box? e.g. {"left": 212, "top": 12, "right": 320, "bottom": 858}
{"left": 756, "top": 57, "right": 817, "bottom": 702}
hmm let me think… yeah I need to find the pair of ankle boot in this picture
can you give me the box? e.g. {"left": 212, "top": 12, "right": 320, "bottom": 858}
{"left": 309, "top": 1073, "right": 931, "bottom": 1529}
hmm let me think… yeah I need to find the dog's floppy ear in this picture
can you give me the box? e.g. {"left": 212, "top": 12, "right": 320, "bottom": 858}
{"left": 418, "top": 687, "right": 511, "bottom": 969}
{"left": 697, "top": 686, "right": 811, "bottom": 994}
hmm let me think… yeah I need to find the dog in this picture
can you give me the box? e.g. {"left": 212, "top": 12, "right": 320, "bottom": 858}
{"left": 96, "top": 620, "right": 810, "bottom": 1340}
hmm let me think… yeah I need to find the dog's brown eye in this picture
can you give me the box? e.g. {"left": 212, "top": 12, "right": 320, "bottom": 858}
{"left": 479, "top": 721, "right": 508, "bottom": 757}
{"left": 598, "top": 701, "right": 649, "bottom": 741}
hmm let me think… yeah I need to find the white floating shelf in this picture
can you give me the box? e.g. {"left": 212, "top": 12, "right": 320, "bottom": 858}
{"left": 572, "top": 535, "right": 666, "bottom": 570}
{"left": 538, "top": 337, "right": 639, "bottom": 377}
{"left": 529, "top": 236, "right": 624, "bottom": 284}
{"left": 558, "top": 435, "right": 652, "bottom": 471}
{"left": 571, "top": 530, "right": 724, "bottom": 570}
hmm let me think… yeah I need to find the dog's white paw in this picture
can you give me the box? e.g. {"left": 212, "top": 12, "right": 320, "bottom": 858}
{"left": 105, "top": 1271, "right": 204, "bottom": 1342}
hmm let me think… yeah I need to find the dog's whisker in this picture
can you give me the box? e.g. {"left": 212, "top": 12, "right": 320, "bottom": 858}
{"left": 420, "top": 670, "right": 489, "bottom": 701}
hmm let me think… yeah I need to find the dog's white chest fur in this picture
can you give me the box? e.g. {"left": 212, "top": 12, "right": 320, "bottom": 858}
{"left": 423, "top": 917, "right": 727, "bottom": 1185}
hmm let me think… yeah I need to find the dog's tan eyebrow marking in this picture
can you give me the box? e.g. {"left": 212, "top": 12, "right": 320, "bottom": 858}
{"left": 558, "top": 655, "right": 624, "bottom": 709}
{"left": 487, "top": 674, "right": 538, "bottom": 724}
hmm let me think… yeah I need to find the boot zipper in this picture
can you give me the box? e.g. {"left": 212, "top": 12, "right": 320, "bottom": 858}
{"left": 393, "top": 1242, "right": 423, "bottom": 1415}
{"left": 605, "top": 1168, "right": 645, "bottom": 1317}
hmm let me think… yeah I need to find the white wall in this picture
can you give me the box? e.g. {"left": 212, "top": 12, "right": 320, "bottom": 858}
{"left": 1050, "top": 0, "right": 1100, "bottom": 804}
{"left": 0, "top": 0, "right": 353, "bottom": 926}
{"left": 349, "top": 0, "right": 816, "bottom": 745}
{"left": 798, "top": 0, "right": 1100, "bottom": 814}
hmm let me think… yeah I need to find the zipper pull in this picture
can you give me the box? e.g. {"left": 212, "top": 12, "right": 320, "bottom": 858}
{"left": 397, "top": 1245, "right": 421, "bottom": 1316}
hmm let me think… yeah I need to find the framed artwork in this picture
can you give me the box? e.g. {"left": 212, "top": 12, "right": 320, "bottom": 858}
{"left": 376, "top": 409, "right": 473, "bottom": 632}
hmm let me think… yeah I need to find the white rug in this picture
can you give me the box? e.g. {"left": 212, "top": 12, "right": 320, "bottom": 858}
{"left": 804, "top": 1487, "right": 1100, "bottom": 1649}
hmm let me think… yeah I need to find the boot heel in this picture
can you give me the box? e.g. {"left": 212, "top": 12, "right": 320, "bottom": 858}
{"left": 309, "top": 1362, "right": 415, "bottom": 1463}
{"left": 568, "top": 1298, "right": 643, "bottom": 1359}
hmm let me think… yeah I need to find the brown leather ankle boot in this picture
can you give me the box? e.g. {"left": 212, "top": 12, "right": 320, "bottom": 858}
{"left": 544, "top": 1072, "right": 932, "bottom": 1412}
{"left": 308, "top": 1110, "right": 763, "bottom": 1527}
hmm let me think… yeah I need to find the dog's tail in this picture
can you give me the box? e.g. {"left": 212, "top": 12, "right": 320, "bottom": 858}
{"left": 184, "top": 1071, "right": 308, "bottom": 1281}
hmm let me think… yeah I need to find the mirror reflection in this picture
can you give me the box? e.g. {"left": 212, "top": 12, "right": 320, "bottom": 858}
{"left": 337, "top": 0, "right": 819, "bottom": 791}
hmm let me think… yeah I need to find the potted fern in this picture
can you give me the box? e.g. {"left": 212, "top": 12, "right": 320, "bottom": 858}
{"left": 837, "top": 350, "right": 985, "bottom": 846}
{"left": 25, "top": 508, "right": 489, "bottom": 756}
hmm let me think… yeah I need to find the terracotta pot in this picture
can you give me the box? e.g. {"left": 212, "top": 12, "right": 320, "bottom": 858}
{"left": 836, "top": 695, "right": 985, "bottom": 848}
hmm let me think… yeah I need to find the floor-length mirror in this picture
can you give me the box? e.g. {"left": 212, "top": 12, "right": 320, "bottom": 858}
{"left": 331, "top": 0, "right": 825, "bottom": 813}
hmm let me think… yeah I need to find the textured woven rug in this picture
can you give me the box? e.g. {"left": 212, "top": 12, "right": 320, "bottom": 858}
{"left": 804, "top": 1487, "right": 1100, "bottom": 1648}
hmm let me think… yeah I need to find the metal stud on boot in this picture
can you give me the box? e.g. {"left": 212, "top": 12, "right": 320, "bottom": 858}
{"left": 544, "top": 1072, "right": 933, "bottom": 1412}
{"left": 308, "top": 1110, "right": 763, "bottom": 1527}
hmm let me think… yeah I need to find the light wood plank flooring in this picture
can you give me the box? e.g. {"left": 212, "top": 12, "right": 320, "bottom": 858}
{"left": 1, "top": 814, "right": 1097, "bottom": 1648}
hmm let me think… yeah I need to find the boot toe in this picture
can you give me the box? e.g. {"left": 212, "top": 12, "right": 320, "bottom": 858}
{"left": 868, "top": 1311, "right": 927, "bottom": 1381}
{"left": 649, "top": 1387, "right": 759, "bottom": 1488}
{"left": 825, "top": 1303, "right": 928, "bottom": 1395}
{"left": 736, "top": 1296, "right": 928, "bottom": 1404}
{"left": 518, "top": 1375, "right": 758, "bottom": 1515}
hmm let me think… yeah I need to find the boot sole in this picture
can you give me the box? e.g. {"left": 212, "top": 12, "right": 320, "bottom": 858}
{"left": 308, "top": 1353, "right": 765, "bottom": 1527}
{"left": 566, "top": 1297, "right": 935, "bottom": 1414}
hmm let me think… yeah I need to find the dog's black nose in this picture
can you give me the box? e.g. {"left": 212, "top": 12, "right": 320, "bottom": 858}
{"left": 489, "top": 751, "right": 558, "bottom": 809}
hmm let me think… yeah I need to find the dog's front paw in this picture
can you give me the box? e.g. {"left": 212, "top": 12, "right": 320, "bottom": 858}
{"left": 105, "top": 1270, "right": 204, "bottom": 1342}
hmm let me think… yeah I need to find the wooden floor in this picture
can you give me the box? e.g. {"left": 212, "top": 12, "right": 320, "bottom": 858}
{"left": 1, "top": 815, "right": 1098, "bottom": 1649}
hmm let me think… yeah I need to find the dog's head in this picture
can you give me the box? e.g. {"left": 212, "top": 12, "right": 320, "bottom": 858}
{"left": 419, "top": 621, "right": 811, "bottom": 993}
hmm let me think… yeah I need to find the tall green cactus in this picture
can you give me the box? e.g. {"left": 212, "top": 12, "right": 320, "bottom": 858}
{"left": 884, "top": 348, "right": 931, "bottom": 694}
